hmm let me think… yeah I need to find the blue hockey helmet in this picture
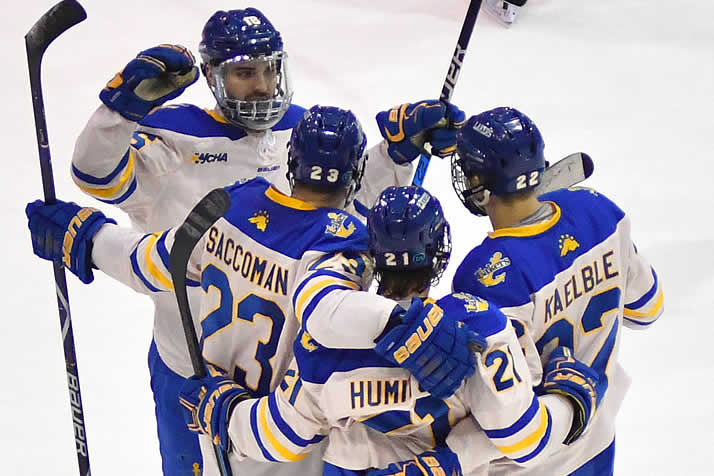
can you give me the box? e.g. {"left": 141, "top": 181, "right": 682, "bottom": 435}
{"left": 451, "top": 107, "right": 545, "bottom": 216}
{"left": 199, "top": 9, "right": 293, "bottom": 130}
{"left": 368, "top": 186, "right": 451, "bottom": 284}
{"left": 287, "top": 105, "right": 367, "bottom": 197}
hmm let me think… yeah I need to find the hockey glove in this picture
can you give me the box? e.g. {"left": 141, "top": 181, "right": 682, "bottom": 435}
{"left": 26, "top": 200, "right": 116, "bottom": 284}
{"left": 179, "top": 373, "right": 250, "bottom": 451}
{"left": 367, "top": 447, "right": 462, "bottom": 476}
{"left": 539, "top": 346, "right": 607, "bottom": 445}
{"left": 100, "top": 44, "right": 199, "bottom": 121}
{"left": 376, "top": 100, "right": 466, "bottom": 164}
{"left": 374, "top": 298, "right": 482, "bottom": 399}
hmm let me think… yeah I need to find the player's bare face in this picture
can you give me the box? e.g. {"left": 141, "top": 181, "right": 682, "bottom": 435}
{"left": 223, "top": 61, "right": 278, "bottom": 101}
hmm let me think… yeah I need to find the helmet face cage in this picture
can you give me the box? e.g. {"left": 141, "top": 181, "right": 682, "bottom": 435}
{"left": 207, "top": 52, "right": 293, "bottom": 131}
{"left": 450, "top": 153, "right": 489, "bottom": 216}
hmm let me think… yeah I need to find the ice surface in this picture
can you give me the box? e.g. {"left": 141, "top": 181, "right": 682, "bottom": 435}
{"left": 3, "top": 0, "right": 713, "bottom": 474}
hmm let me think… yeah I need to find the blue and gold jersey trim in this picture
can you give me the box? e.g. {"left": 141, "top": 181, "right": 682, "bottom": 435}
{"left": 248, "top": 394, "right": 323, "bottom": 463}
{"left": 130, "top": 230, "right": 176, "bottom": 293}
{"left": 72, "top": 149, "right": 136, "bottom": 204}
{"left": 624, "top": 268, "right": 663, "bottom": 327}
{"left": 484, "top": 395, "right": 553, "bottom": 463}
{"left": 488, "top": 202, "right": 561, "bottom": 239}
{"left": 293, "top": 269, "right": 361, "bottom": 325}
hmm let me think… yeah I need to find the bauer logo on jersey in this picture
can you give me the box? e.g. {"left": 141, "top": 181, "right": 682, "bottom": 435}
{"left": 325, "top": 212, "right": 356, "bottom": 238}
{"left": 249, "top": 210, "right": 270, "bottom": 231}
{"left": 475, "top": 252, "right": 511, "bottom": 287}
{"left": 453, "top": 292, "right": 489, "bottom": 313}
{"left": 559, "top": 234, "right": 580, "bottom": 257}
{"left": 191, "top": 152, "right": 228, "bottom": 165}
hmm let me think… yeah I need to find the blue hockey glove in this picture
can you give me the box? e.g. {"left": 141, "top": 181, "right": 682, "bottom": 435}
{"left": 367, "top": 447, "right": 462, "bottom": 476}
{"left": 375, "top": 100, "right": 466, "bottom": 164}
{"left": 374, "top": 298, "right": 482, "bottom": 399}
{"left": 540, "top": 347, "right": 607, "bottom": 445}
{"left": 100, "top": 44, "right": 199, "bottom": 121}
{"left": 179, "top": 373, "right": 250, "bottom": 450}
{"left": 26, "top": 200, "right": 116, "bottom": 284}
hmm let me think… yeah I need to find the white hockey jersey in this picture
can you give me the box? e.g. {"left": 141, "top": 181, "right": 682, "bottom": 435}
{"left": 91, "top": 177, "right": 403, "bottom": 475}
{"left": 452, "top": 187, "right": 664, "bottom": 476}
{"left": 222, "top": 293, "right": 574, "bottom": 474}
{"left": 72, "top": 103, "right": 413, "bottom": 378}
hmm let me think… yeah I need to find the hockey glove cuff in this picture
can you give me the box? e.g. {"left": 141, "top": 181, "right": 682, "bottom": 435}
{"left": 26, "top": 200, "right": 116, "bottom": 284}
{"left": 539, "top": 346, "right": 606, "bottom": 445}
{"left": 100, "top": 44, "right": 199, "bottom": 121}
{"left": 179, "top": 374, "right": 250, "bottom": 451}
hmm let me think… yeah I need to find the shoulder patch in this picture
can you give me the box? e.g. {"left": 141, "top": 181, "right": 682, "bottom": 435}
{"left": 476, "top": 251, "right": 511, "bottom": 287}
{"left": 325, "top": 212, "right": 356, "bottom": 238}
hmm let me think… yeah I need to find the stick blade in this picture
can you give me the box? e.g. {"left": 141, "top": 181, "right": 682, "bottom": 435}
{"left": 25, "top": 0, "right": 86, "bottom": 56}
{"left": 536, "top": 152, "right": 595, "bottom": 194}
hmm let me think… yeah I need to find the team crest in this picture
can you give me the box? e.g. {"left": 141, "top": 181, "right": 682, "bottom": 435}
{"left": 453, "top": 292, "right": 489, "bottom": 312}
{"left": 300, "top": 331, "right": 318, "bottom": 352}
{"left": 559, "top": 234, "right": 580, "bottom": 257}
{"left": 326, "top": 212, "right": 355, "bottom": 238}
{"left": 475, "top": 251, "right": 511, "bottom": 287}
{"left": 249, "top": 210, "right": 270, "bottom": 231}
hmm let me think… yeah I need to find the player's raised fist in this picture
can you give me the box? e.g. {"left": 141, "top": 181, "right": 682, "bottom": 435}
{"left": 540, "top": 346, "right": 607, "bottom": 444}
{"left": 376, "top": 100, "right": 466, "bottom": 164}
{"left": 100, "top": 44, "right": 199, "bottom": 121}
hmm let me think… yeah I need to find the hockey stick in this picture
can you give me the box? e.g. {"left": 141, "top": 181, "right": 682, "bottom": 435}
{"left": 25, "top": 2, "right": 90, "bottom": 475}
{"left": 412, "top": 0, "right": 483, "bottom": 186}
{"left": 536, "top": 152, "right": 594, "bottom": 194}
{"left": 169, "top": 188, "right": 233, "bottom": 476}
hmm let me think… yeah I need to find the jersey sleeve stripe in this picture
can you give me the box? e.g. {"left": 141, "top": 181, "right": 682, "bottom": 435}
{"left": 295, "top": 277, "right": 360, "bottom": 324}
{"left": 144, "top": 233, "right": 175, "bottom": 291}
{"left": 484, "top": 394, "right": 539, "bottom": 439}
{"left": 258, "top": 397, "right": 308, "bottom": 462}
{"left": 625, "top": 268, "right": 659, "bottom": 310}
{"left": 130, "top": 235, "right": 161, "bottom": 293}
{"left": 623, "top": 317, "right": 657, "bottom": 328}
{"left": 299, "top": 284, "right": 359, "bottom": 327}
{"left": 71, "top": 149, "right": 131, "bottom": 185}
{"left": 495, "top": 402, "right": 550, "bottom": 456}
{"left": 97, "top": 177, "right": 137, "bottom": 205}
{"left": 250, "top": 400, "right": 278, "bottom": 462}
{"left": 75, "top": 150, "right": 136, "bottom": 199}
{"left": 155, "top": 230, "right": 172, "bottom": 269}
{"left": 513, "top": 408, "right": 553, "bottom": 463}
{"left": 623, "top": 289, "right": 663, "bottom": 319}
{"left": 267, "top": 393, "right": 324, "bottom": 447}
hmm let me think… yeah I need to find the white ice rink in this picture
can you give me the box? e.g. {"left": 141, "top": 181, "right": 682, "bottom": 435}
{"left": 2, "top": 0, "right": 713, "bottom": 474}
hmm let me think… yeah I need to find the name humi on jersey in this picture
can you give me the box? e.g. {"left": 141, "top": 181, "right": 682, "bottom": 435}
{"left": 223, "top": 293, "right": 555, "bottom": 473}
{"left": 453, "top": 187, "right": 663, "bottom": 475}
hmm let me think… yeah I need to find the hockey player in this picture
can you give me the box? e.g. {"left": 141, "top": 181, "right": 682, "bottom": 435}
{"left": 69, "top": 7, "right": 463, "bottom": 475}
{"left": 484, "top": 0, "right": 528, "bottom": 26}
{"left": 449, "top": 107, "right": 664, "bottom": 475}
{"left": 27, "top": 106, "right": 477, "bottom": 476}
{"left": 177, "top": 186, "right": 607, "bottom": 475}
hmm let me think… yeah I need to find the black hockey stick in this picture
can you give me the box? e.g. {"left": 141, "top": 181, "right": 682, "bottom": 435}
{"left": 169, "top": 188, "right": 233, "bottom": 476}
{"left": 25, "top": 2, "right": 89, "bottom": 475}
{"left": 412, "top": 0, "right": 483, "bottom": 186}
